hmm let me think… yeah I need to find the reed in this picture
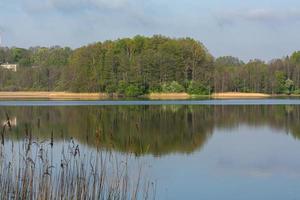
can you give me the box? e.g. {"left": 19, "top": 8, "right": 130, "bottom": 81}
{"left": 0, "top": 118, "right": 156, "bottom": 200}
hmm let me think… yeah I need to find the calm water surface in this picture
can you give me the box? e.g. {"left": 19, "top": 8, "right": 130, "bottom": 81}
{"left": 1, "top": 100, "right": 300, "bottom": 200}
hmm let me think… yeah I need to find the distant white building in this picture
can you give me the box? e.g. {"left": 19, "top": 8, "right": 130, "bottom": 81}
{"left": 0, "top": 63, "right": 17, "bottom": 72}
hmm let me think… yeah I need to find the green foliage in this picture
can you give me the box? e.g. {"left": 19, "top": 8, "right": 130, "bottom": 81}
{"left": 11, "top": 48, "right": 28, "bottom": 63}
{"left": 162, "top": 81, "right": 185, "bottom": 93}
{"left": 293, "top": 89, "right": 300, "bottom": 95}
{"left": 285, "top": 79, "right": 295, "bottom": 94}
{"left": 0, "top": 36, "right": 213, "bottom": 94}
{"left": 105, "top": 84, "right": 117, "bottom": 94}
{"left": 125, "top": 85, "right": 144, "bottom": 97}
{"left": 275, "top": 71, "right": 286, "bottom": 94}
{"left": 58, "top": 36, "right": 212, "bottom": 94}
{"left": 117, "top": 81, "right": 128, "bottom": 94}
{"left": 187, "top": 81, "right": 210, "bottom": 95}
{"left": 149, "top": 85, "right": 162, "bottom": 93}
{"left": 2, "top": 37, "right": 300, "bottom": 96}
{"left": 291, "top": 51, "right": 300, "bottom": 64}
{"left": 215, "top": 56, "right": 244, "bottom": 67}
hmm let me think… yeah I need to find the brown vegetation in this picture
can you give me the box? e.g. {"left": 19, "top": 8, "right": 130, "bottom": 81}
{"left": 0, "top": 117, "right": 156, "bottom": 200}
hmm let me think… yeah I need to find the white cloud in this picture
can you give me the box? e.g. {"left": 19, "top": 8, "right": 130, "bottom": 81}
{"left": 88, "top": 0, "right": 129, "bottom": 8}
{"left": 2, "top": 0, "right": 300, "bottom": 60}
{"left": 216, "top": 8, "right": 300, "bottom": 26}
{"left": 4, "top": 0, "right": 161, "bottom": 48}
{"left": 23, "top": 0, "right": 131, "bottom": 13}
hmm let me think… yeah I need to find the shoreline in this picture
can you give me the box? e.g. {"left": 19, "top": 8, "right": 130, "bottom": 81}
{"left": 0, "top": 91, "right": 295, "bottom": 100}
{"left": 146, "top": 92, "right": 272, "bottom": 99}
{"left": 211, "top": 92, "right": 271, "bottom": 99}
{"left": 146, "top": 93, "right": 191, "bottom": 99}
{"left": 0, "top": 92, "right": 109, "bottom": 100}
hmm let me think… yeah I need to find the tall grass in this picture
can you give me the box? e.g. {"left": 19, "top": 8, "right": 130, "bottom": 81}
{"left": 0, "top": 116, "right": 156, "bottom": 200}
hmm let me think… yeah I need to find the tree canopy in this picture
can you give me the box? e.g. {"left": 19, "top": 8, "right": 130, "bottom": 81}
{"left": 0, "top": 35, "right": 300, "bottom": 96}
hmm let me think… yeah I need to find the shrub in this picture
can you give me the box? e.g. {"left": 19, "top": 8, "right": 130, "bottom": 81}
{"left": 284, "top": 79, "right": 295, "bottom": 95}
{"left": 293, "top": 89, "right": 300, "bottom": 95}
{"left": 187, "top": 81, "right": 210, "bottom": 95}
{"left": 105, "top": 84, "right": 117, "bottom": 94}
{"left": 125, "top": 85, "right": 144, "bottom": 97}
{"left": 149, "top": 85, "right": 162, "bottom": 93}
{"left": 117, "top": 81, "right": 128, "bottom": 94}
{"left": 162, "top": 81, "right": 185, "bottom": 93}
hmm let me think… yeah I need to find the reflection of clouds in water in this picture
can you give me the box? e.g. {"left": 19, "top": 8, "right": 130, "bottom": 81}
{"left": 205, "top": 125, "right": 300, "bottom": 178}
{"left": 215, "top": 158, "right": 300, "bottom": 178}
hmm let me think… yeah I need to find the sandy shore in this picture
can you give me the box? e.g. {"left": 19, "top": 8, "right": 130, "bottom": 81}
{"left": 147, "top": 93, "right": 191, "bottom": 99}
{"left": 212, "top": 92, "right": 271, "bottom": 99}
{"left": 0, "top": 92, "right": 109, "bottom": 99}
{"left": 148, "top": 92, "right": 271, "bottom": 99}
{"left": 0, "top": 91, "right": 274, "bottom": 100}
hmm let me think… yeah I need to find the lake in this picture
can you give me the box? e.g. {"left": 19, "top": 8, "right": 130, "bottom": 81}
{"left": 1, "top": 99, "right": 300, "bottom": 199}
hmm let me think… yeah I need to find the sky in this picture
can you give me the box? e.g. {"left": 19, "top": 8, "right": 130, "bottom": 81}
{"left": 1, "top": 0, "right": 300, "bottom": 61}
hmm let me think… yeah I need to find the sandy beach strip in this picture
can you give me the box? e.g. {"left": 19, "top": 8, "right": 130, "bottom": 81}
{"left": 147, "top": 93, "right": 191, "bottom": 99}
{"left": 0, "top": 91, "right": 273, "bottom": 100}
{"left": 0, "top": 92, "right": 109, "bottom": 99}
{"left": 212, "top": 92, "right": 271, "bottom": 99}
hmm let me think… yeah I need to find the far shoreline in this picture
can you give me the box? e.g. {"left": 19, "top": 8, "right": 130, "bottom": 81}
{"left": 0, "top": 92, "right": 110, "bottom": 100}
{"left": 211, "top": 92, "right": 271, "bottom": 99}
{"left": 0, "top": 91, "right": 295, "bottom": 100}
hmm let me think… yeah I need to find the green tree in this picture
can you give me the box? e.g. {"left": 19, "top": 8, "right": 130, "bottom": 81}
{"left": 187, "top": 81, "right": 210, "bottom": 95}
{"left": 275, "top": 71, "right": 286, "bottom": 94}
{"left": 285, "top": 79, "right": 294, "bottom": 94}
{"left": 162, "top": 81, "right": 185, "bottom": 93}
{"left": 125, "top": 85, "right": 144, "bottom": 97}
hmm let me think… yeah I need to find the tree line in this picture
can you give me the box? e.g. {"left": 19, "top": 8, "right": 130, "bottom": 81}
{"left": 1, "top": 35, "right": 300, "bottom": 96}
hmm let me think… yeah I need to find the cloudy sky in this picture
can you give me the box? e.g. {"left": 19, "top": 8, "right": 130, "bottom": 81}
{"left": 1, "top": 0, "right": 300, "bottom": 61}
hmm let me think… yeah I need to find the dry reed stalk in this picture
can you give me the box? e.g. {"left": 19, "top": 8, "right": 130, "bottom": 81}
{"left": 0, "top": 116, "right": 156, "bottom": 200}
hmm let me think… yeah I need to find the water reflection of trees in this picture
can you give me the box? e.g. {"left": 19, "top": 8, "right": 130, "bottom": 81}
{"left": 1, "top": 105, "right": 300, "bottom": 155}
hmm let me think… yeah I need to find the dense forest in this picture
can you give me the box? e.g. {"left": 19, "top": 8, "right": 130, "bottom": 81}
{"left": 1, "top": 35, "right": 300, "bottom": 96}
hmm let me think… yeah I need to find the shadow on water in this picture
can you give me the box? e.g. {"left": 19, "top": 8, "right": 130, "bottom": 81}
{"left": 1, "top": 104, "right": 300, "bottom": 156}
